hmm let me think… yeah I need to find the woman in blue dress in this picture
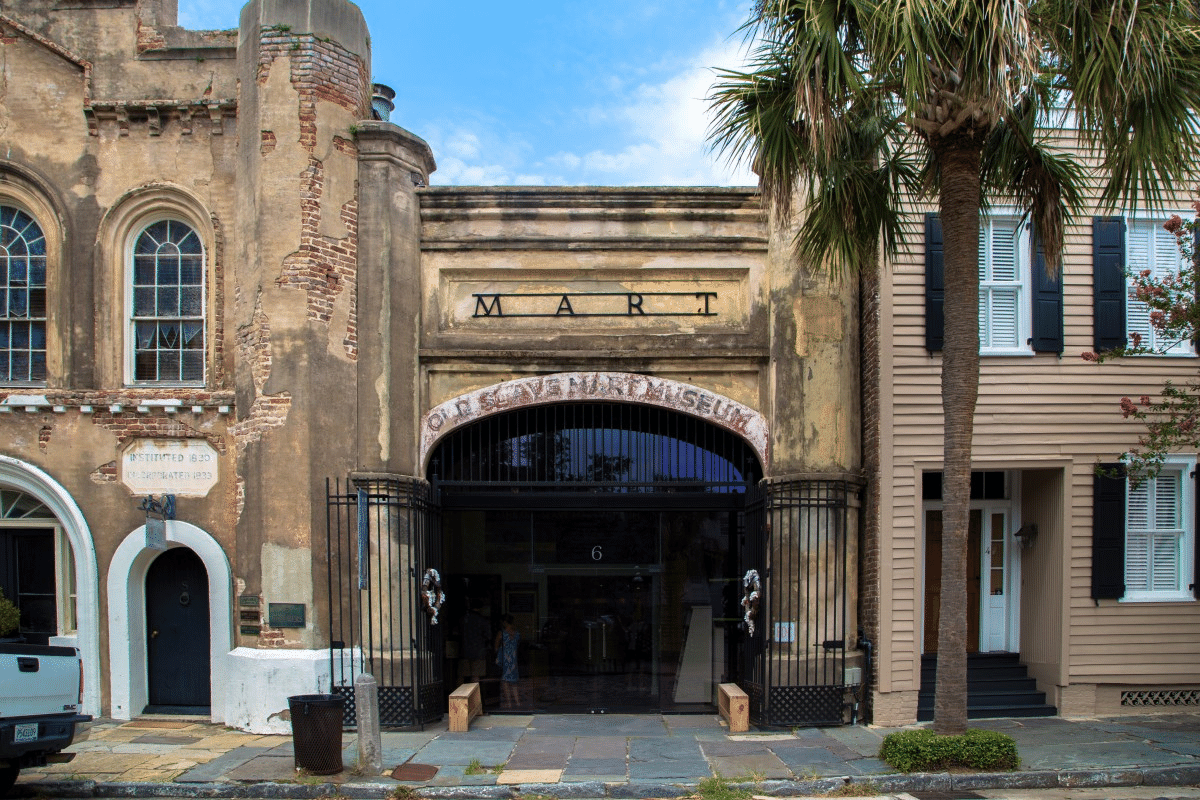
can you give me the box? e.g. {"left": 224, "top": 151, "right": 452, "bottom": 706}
{"left": 494, "top": 614, "right": 521, "bottom": 708}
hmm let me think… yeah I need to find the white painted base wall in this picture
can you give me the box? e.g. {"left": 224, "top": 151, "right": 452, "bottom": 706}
{"left": 223, "top": 648, "right": 338, "bottom": 734}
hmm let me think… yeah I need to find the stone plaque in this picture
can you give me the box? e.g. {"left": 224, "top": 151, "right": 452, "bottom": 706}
{"left": 121, "top": 439, "right": 218, "bottom": 497}
{"left": 268, "top": 602, "right": 306, "bottom": 628}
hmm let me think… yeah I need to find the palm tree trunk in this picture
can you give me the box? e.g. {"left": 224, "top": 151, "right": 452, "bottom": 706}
{"left": 932, "top": 137, "right": 981, "bottom": 736}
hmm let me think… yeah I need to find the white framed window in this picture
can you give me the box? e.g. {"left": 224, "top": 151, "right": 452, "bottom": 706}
{"left": 0, "top": 205, "right": 47, "bottom": 384}
{"left": 1126, "top": 216, "right": 1192, "bottom": 355}
{"left": 978, "top": 215, "right": 1031, "bottom": 355}
{"left": 1124, "top": 455, "right": 1196, "bottom": 602}
{"left": 0, "top": 488, "right": 76, "bottom": 640}
{"left": 128, "top": 219, "right": 205, "bottom": 385}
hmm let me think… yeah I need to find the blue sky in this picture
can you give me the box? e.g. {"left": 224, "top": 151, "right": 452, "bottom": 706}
{"left": 179, "top": 1, "right": 758, "bottom": 187}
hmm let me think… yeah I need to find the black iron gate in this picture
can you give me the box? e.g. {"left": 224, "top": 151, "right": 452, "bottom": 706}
{"left": 326, "top": 474, "right": 444, "bottom": 727}
{"left": 739, "top": 478, "right": 858, "bottom": 726}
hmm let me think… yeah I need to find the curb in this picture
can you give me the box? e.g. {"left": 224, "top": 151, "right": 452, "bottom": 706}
{"left": 15, "top": 765, "right": 1200, "bottom": 800}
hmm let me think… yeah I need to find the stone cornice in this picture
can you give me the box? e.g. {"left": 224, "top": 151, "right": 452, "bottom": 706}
{"left": 84, "top": 99, "right": 237, "bottom": 136}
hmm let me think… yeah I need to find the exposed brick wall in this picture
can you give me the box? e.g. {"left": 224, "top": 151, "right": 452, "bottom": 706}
{"left": 859, "top": 262, "right": 882, "bottom": 722}
{"left": 276, "top": 157, "right": 359, "bottom": 358}
{"left": 135, "top": 20, "right": 167, "bottom": 54}
{"left": 257, "top": 626, "right": 287, "bottom": 648}
{"left": 90, "top": 460, "right": 118, "bottom": 484}
{"left": 210, "top": 213, "right": 227, "bottom": 387}
{"left": 258, "top": 29, "right": 363, "bottom": 360}
{"left": 229, "top": 297, "right": 292, "bottom": 460}
{"left": 256, "top": 31, "right": 370, "bottom": 132}
{"left": 89, "top": 410, "right": 228, "bottom": 454}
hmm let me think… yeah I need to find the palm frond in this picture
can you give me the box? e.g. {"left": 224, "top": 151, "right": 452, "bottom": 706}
{"left": 980, "top": 79, "right": 1084, "bottom": 270}
{"left": 1045, "top": 0, "right": 1200, "bottom": 209}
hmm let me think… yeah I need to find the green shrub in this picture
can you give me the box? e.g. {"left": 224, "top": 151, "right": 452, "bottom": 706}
{"left": 0, "top": 588, "right": 19, "bottom": 637}
{"left": 879, "top": 728, "right": 1018, "bottom": 773}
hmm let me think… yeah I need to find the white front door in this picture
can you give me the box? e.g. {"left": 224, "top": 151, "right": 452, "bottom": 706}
{"left": 977, "top": 507, "right": 1017, "bottom": 652}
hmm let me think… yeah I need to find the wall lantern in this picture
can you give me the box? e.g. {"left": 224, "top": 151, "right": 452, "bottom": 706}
{"left": 1014, "top": 523, "right": 1038, "bottom": 550}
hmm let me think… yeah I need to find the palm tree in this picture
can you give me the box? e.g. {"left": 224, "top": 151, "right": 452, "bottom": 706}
{"left": 710, "top": 0, "right": 1200, "bottom": 734}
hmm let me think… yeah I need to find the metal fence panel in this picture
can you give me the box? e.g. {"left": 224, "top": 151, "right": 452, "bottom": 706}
{"left": 326, "top": 475, "right": 444, "bottom": 728}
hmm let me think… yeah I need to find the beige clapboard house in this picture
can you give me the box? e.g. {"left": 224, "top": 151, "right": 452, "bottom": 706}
{"left": 864, "top": 149, "right": 1200, "bottom": 724}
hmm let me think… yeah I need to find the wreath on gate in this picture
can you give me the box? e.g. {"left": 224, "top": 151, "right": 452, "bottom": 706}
{"left": 421, "top": 568, "right": 446, "bottom": 625}
{"left": 741, "top": 569, "right": 761, "bottom": 637}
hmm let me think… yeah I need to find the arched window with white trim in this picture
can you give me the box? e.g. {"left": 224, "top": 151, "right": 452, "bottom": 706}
{"left": 0, "top": 205, "right": 47, "bottom": 384}
{"left": 129, "top": 219, "right": 205, "bottom": 384}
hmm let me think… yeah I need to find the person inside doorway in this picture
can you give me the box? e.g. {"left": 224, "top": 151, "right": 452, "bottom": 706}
{"left": 495, "top": 614, "right": 521, "bottom": 708}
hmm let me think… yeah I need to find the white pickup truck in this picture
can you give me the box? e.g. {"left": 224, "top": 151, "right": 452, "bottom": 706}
{"left": 0, "top": 643, "right": 91, "bottom": 794}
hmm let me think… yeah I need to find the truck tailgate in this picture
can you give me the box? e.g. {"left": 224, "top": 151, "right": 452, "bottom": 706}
{"left": 0, "top": 645, "right": 81, "bottom": 718}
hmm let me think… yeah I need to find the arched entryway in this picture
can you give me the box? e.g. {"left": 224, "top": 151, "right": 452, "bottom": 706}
{"left": 107, "top": 521, "right": 233, "bottom": 721}
{"left": 428, "top": 397, "right": 764, "bottom": 713}
{"left": 0, "top": 457, "right": 99, "bottom": 716}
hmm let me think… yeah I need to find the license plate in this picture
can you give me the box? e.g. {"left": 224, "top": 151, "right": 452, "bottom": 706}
{"left": 13, "top": 723, "right": 38, "bottom": 743}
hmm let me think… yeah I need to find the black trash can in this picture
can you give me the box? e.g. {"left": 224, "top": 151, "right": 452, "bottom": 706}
{"left": 288, "top": 694, "right": 344, "bottom": 775}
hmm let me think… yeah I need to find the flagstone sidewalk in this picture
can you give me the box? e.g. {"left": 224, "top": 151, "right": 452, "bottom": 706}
{"left": 11, "top": 712, "right": 1200, "bottom": 799}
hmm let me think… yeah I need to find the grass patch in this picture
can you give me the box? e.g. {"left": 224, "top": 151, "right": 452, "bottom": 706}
{"left": 823, "top": 780, "right": 880, "bottom": 797}
{"left": 391, "top": 786, "right": 423, "bottom": 800}
{"left": 691, "top": 775, "right": 754, "bottom": 800}
{"left": 879, "top": 728, "right": 1018, "bottom": 773}
{"left": 464, "top": 758, "right": 504, "bottom": 775}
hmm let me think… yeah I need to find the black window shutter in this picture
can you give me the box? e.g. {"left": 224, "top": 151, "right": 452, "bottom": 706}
{"left": 1194, "top": 467, "right": 1199, "bottom": 599}
{"left": 1092, "top": 464, "right": 1126, "bottom": 600}
{"left": 1093, "top": 217, "right": 1126, "bottom": 352}
{"left": 925, "top": 214, "right": 944, "bottom": 352}
{"left": 1031, "top": 232, "right": 1063, "bottom": 353}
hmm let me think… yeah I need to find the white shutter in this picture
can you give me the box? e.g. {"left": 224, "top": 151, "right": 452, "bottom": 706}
{"left": 989, "top": 223, "right": 1018, "bottom": 282}
{"left": 1151, "top": 532, "right": 1181, "bottom": 591}
{"left": 1127, "top": 220, "right": 1190, "bottom": 353}
{"left": 989, "top": 288, "right": 1020, "bottom": 348}
{"left": 1128, "top": 480, "right": 1150, "bottom": 530}
{"left": 1125, "top": 468, "right": 1185, "bottom": 597}
{"left": 978, "top": 218, "right": 1024, "bottom": 350}
{"left": 1126, "top": 223, "right": 1153, "bottom": 348}
{"left": 1126, "top": 530, "right": 1151, "bottom": 592}
{"left": 1155, "top": 472, "right": 1181, "bottom": 528}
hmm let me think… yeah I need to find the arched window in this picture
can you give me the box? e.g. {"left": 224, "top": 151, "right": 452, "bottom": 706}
{"left": 0, "top": 205, "right": 47, "bottom": 384}
{"left": 130, "top": 220, "right": 205, "bottom": 384}
{"left": 0, "top": 488, "right": 75, "bottom": 642}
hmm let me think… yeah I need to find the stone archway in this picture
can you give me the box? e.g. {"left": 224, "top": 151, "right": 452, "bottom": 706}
{"left": 419, "top": 372, "right": 769, "bottom": 472}
{"left": 0, "top": 456, "right": 100, "bottom": 715}
{"left": 107, "top": 521, "right": 233, "bottom": 721}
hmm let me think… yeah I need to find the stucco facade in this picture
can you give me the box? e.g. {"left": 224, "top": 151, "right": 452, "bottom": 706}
{"left": 0, "top": 0, "right": 863, "bottom": 729}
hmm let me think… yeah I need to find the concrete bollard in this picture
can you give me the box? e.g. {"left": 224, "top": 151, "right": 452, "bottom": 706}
{"left": 354, "top": 672, "right": 382, "bottom": 774}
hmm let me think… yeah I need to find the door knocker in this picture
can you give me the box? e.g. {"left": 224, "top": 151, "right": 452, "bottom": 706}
{"left": 421, "top": 568, "right": 446, "bottom": 625}
{"left": 741, "top": 569, "right": 761, "bottom": 636}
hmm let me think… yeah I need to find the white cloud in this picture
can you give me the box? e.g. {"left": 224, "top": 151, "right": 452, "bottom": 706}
{"left": 561, "top": 37, "right": 758, "bottom": 186}
{"left": 425, "top": 35, "right": 758, "bottom": 187}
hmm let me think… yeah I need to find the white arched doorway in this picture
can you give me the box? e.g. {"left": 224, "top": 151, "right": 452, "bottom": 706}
{"left": 107, "top": 521, "right": 233, "bottom": 721}
{"left": 0, "top": 457, "right": 100, "bottom": 715}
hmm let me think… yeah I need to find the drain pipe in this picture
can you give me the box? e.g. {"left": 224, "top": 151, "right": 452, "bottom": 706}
{"left": 855, "top": 628, "right": 873, "bottom": 725}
